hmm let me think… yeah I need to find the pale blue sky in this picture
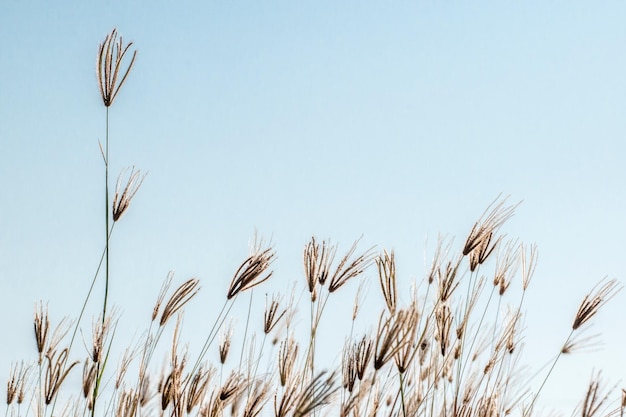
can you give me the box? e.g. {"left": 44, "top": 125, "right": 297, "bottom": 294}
{"left": 1, "top": 0, "right": 625, "bottom": 412}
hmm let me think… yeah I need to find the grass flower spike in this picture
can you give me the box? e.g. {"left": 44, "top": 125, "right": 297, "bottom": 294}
{"left": 227, "top": 245, "right": 275, "bottom": 299}
{"left": 572, "top": 279, "right": 621, "bottom": 330}
{"left": 97, "top": 28, "right": 137, "bottom": 107}
{"left": 112, "top": 166, "right": 146, "bottom": 222}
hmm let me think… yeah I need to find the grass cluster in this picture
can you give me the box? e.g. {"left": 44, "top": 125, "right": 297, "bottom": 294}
{"left": 5, "top": 29, "right": 626, "bottom": 417}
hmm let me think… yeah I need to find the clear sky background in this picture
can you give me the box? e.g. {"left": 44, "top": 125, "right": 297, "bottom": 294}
{"left": 1, "top": 0, "right": 625, "bottom": 413}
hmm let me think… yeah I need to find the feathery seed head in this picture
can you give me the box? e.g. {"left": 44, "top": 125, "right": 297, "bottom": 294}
{"left": 374, "top": 309, "right": 416, "bottom": 370}
{"left": 152, "top": 271, "right": 174, "bottom": 321}
{"left": 219, "top": 321, "right": 234, "bottom": 364}
{"left": 82, "top": 358, "right": 97, "bottom": 400}
{"left": 97, "top": 28, "right": 137, "bottom": 107}
{"left": 463, "top": 195, "right": 518, "bottom": 262}
{"left": 520, "top": 242, "right": 538, "bottom": 290}
{"left": 435, "top": 304, "right": 453, "bottom": 357}
{"left": 112, "top": 166, "right": 147, "bottom": 222}
{"left": 44, "top": 348, "right": 79, "bottom": 405}
{"left": 328, "top": 239, "right": 376, "bottom": 293}
{"left": 7, "top": 362, "right": 30, "bottom": 405}
{"left": 304, "top": 237, "right": 336, "bottom": 292}
{"left": 572, "top": 279, "right": 621, "bottom": 330}
{"left": 159, "top": 278, "right": 200, "bottom": 326}
{"left": 376, "top": 250, "right": 397, "bottom": 314}
{"left": 561, "top": 331, "right": 603, "bottom": 354}
{"left": 278, "top": 337, "right": 299, "bottom": 387}
{"left": 264, "top": 293, "right": 286, "bottom": 334}
{"left": 227, "top": 243, "right": 275, "bottom": 299}
{"left": 34, "top": 302, "right": 50, "bottom": 363}
{"left": 292, "top": 371, "right": 338, "bottom": 417}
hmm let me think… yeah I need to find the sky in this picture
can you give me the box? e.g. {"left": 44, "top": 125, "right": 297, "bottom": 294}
{"left": 1, "top": 0, "right": 626, "bottom": 413}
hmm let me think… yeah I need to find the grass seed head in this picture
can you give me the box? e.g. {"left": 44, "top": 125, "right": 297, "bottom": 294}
{"left": 227, "top": 245, "right": 275, "bottom": 299}
{"left": 44, "top": 348, "right": 79, "bottom": 405}
{"left": 328, "top": 239, "right": 376, "bottom": 293}
{"left": 219, "top": 321, "right": 234, "bottom": 364}
{"left": 112, "top": 166, "right": 147, "bottom": 222}
{"left": 292, "top": 371, "right": 338, "bottom": 417}
{"left": 159, "top": 278, "right": 200, "bottom": 326}
{"left": 572, "top": 279, "right": 621, "bottom": 330}
{"left": 376, "top": 250, "right": 397, "bottom": 314}
{"left": 97, "top": 28, "right": 137, "bottom": 107}
{"left": 264, "top": 293, "right": 286, "bottom": 334}
{"left": 34, "top": 302, "right": 50, "bottom": 363}
{"left": 463, "top": 195, "right": 518, "bottom": 260}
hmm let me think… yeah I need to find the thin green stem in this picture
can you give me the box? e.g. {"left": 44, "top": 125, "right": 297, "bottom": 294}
{"left": 186, "top": 298, "right": 233, "bottom": 390}
{"left": 103, "top": 106, "right": 110, "bottom": 325}
{"left": 527, "top": 329, "right": 574, "bottom": 415}
{"left": 68, "top": 225, "right": 115, "bottom": 353}
{"left": 239, "top": 289, "right": 254, "bottom": 371}
{"left": 92, "top": 106, "right": 110, "bottom": 417}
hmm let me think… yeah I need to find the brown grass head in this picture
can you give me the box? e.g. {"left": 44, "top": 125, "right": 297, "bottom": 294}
{"left": 97, "top": 28, "right": 137, "bottom": 107}
{"left": 426, "top": 235, "right": 451, "bottom": 285}
{"left": 152, "top": 271, "right": 174, "bottom": 321}
{"left": 374, "top": 309, "right": 417, "bottom": 370}
{"left": 577, "top": 372, "right": 613, "bottom": 417}
{"left": 437, "top": 255, "right": 463, "bottom": 303}
{"left": 469, "top": 231, "right": 502, "bottom": 272}
{"left": 219, "top": 371, "right": 246, "bottom": 404}
{"left": 572, "top": 278, "right": 621, "bottom": 330}
{"left": 274, "top": 376, "right": 301, "bottom": 417}
{"left": 112, "top": 166, "right": 147, "bottom": 222}
{"left": 376, "top": 249, "right": 397, "bottom": 314}
{"left": 435, "top": 304, "right": 453, "bottom": 357}
{"left": 162, "top": 323, "right": 188, "bottom": 416}
{"left": 264, "top": 293, "right": 286, "bottom": 334}
{"left": 278, "top": 336, "right": 299, "bottom": 387}
{"left": 92, "top": 313, "right": 115, "bottom": 363}
{"left": 34, "top": 301, "right": 50, "bottom": 363}
{"left": 44, "top": 348, "right": 79, "bottom": 405}
{"left": 463, "top": 195, "right": 518, "bottom": 258}
{"left": 47, "top": 317, "right": 72, "bottom": 357}
{"left": 185, "top": 364, "right": 213, "bottom": 413}
{"left": 352, "top": 278, "right": 369, "bottom": 322}
{"left": 227, "top": 244, "right": 275, "bottom": 299}
{"left": 159, "top": 278, "right": 200, "bottom": 327}
{"left": 292, "top": 371, "right": 338, "bottom": 417}
{"left": 115, "top": 388, "right": 139, "bottom": 417}
{"left": 520, "top": 242, "right": 538, "bottom": 290}
{"left": 82, "top": 358, "right": 97, "bottom": 403}
{"left": 354, "top": 334, "right": 373, "bottom": 381}
{"left": 200, "top": 392, "right": 224, "bottom": 417}
{"left": 493, "top": 239, "right": 520, "bottom": 296}
{"left": 116, "top": 344, "right": 140, "bottom": 390}
{"left": 328, "top": 239, "right": 376, "bottom": 293}
{"left": 341, "top": 341, "right": 358, "bottom": 393}
{"left": 219, "top": 320, "right": 234, "bottom": 365}
{"left": 242, "top": 380, "right": 271, "bottom": 417}
{"left": 561, "top": 331, "right": 603, "bottom": 354}
{"left": 7, "top": 362, "right": 31, "bottom": 405}
{"left": 393, "top": 306, "right": 420, "bottom": 373}
{"left": 304, "top": 237, "right": 336, "bottom": 297}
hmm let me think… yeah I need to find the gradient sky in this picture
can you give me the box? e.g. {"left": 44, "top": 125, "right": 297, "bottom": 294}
{"left": 1, "top": 1, "right": 625, "bottom": 413}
